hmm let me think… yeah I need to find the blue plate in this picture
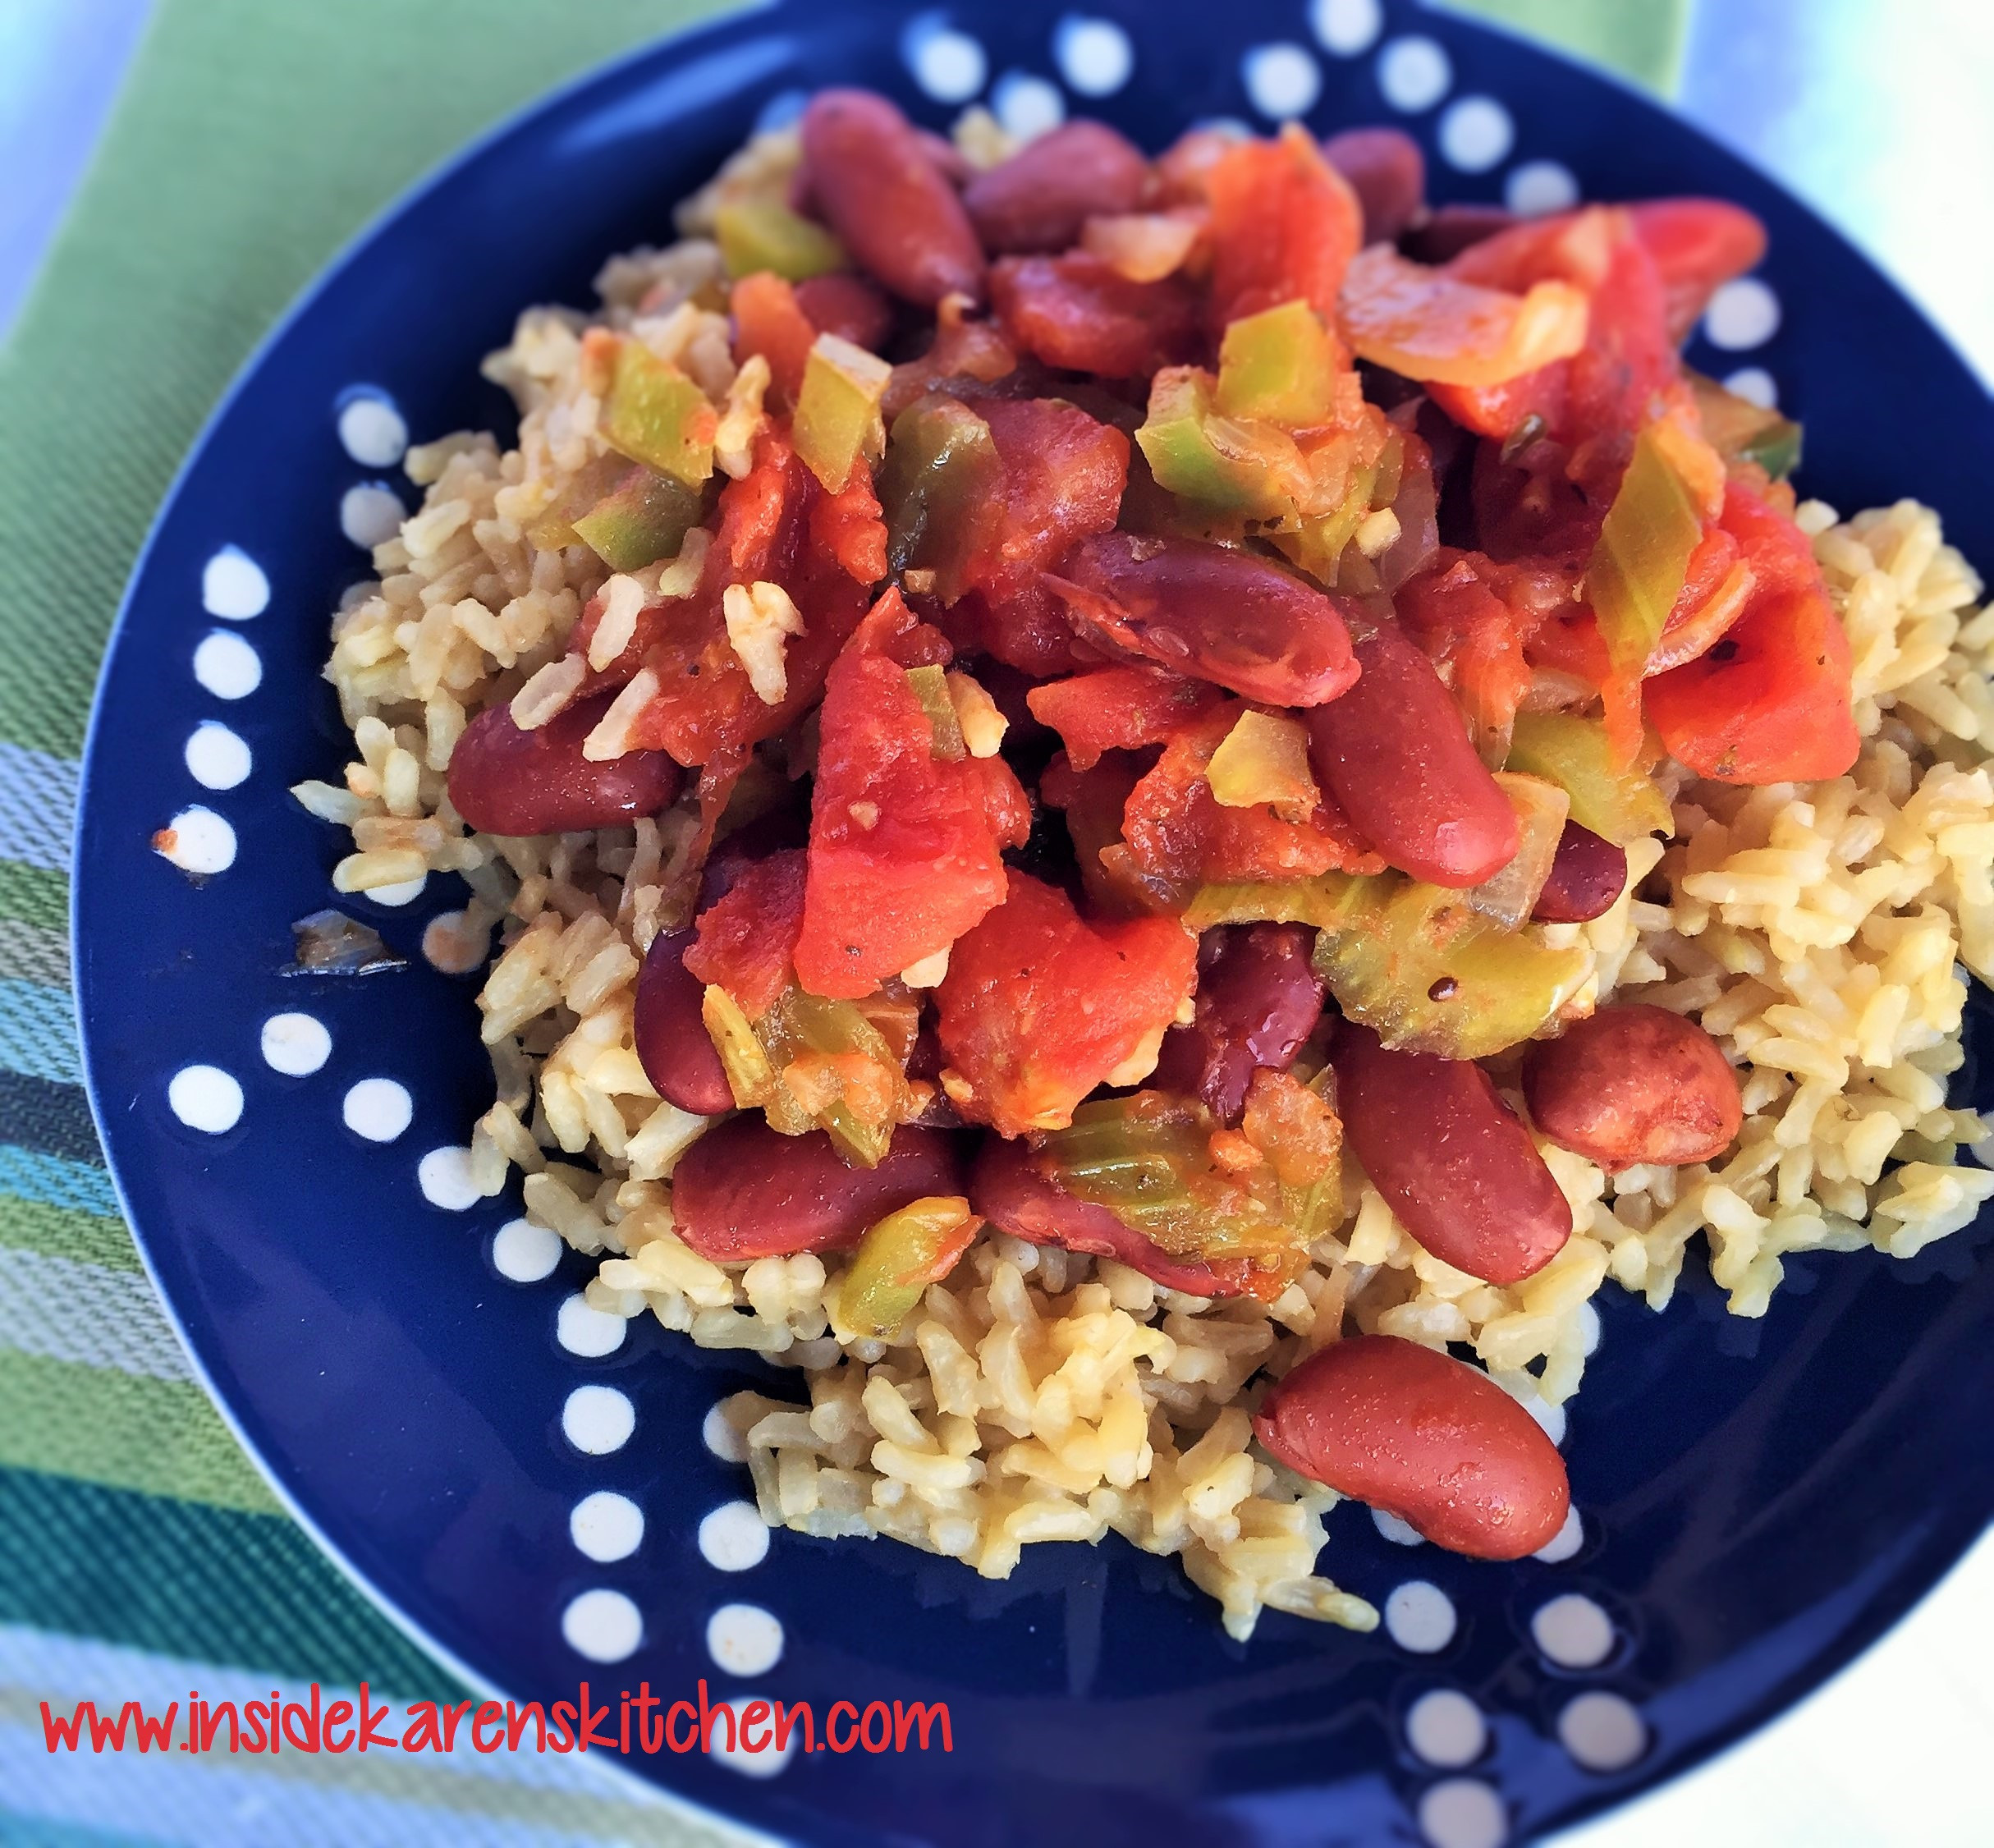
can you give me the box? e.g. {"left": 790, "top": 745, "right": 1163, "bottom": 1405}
{"left": 72, "top": 2, "right": 1994, "bottom": 1843}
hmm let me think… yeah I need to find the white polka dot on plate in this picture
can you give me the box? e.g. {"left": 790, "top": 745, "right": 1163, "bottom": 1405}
{"left": 1242, "top": 43, "right": 1322, "bottom": 120}
{"left": 1385, "top": 1580, "right": 1457, "bottom": 1653}
{"left": 492, "top": 1216, "right": 562, "bottom": 1283}
{"left": 259, "top": 1011, "right": 330, "bottom": 1077}
{"left": 416, "top": 1144, "right": 481, "bottom": 1211}
{"left": 699, "top": 1500, "right": 772, "bottom": 1572}
{"left": 571, "top": 1490, "right": 644, "bottom": 1563}
{"left": 1532, "top": 1592, "right": 1616, "bottom": 1668}
{"left": 336, "top": 392, "right": 408, "bottom": 469}
{"left": 1497, "top": 1378, "right": 1566, "bottom": 1447}
{"left": 563, "top": 1384, "right": 635, "bottom": 1455}
{"left": 1437, "top": 97, "right": 1513, "bottom": 172}
{"left": 703, "top": 1399, "right": 749, "bottom": 1463}
{"left": 1533, "top": 1505, "right": 1585, "bottom": 1564}
{"left": 1558, "top": 1690, "right": 1648, "bottom": 1772}
{"left": 1575, "top": 1298, "right": 1602, "bottom": 1358}
{"left": 201, "top": 546, "right": 268, "bottom": 620}
{"left": 1419, "top": 1777, "right": 1507, "bottom": 1848}
{"left": 363, "top": 871, "right": 427, "bottom": 908}
{"left": 1505, "top": 158, "right": 1579, "bottom": 218}
{"left": 1053, "top": 16, "right": 1133, "bottom": 96}
{"left": 557, "top": 1291, "right": 626, "bottom": 1358}
{"left": 754, "top": 88, "right": 809, "bottom": 133}
{"left": 711, "top": 1697, "right": 797, "bottom": 1777}
{"left": 1312, "top": 0, "right": 1382, "bottom": 56}
{"left": 340, "top": 483, "right": 405, "bottom": 550}
{"left": 902, "top": 18, "right": 987, "bottom": 103}
{"left": 562, "top": 1588, "right": 642, "bottom": 1663}
{"left": 193, "top": 631, "right": 261, "bottom": 699}
{"left": 1373, "top": 1506, "right": 1426, "bottom": 1547}
{"left": 154, "top": 806, "right": 236, "bottom": 875}
{"left": 707, "top": 1603, "right": 783, "bottom": 1676}
{"left": 1703, "top": 276, "right": 1781, "bottom": 350}
{"left": 343, "top": 1077, "right": 413, "bottom": 1143}
{"left": 992, "top": 71, "right": 1065, "bottom": 141}
{"left": 183, "top": 721, "right": 250, "bottom": 791}
{"left": 422, "top": 910, "right": 489, "bottom": 974}
{"left": 167, "top": 1065, "right": 243, "bottom": 1135}
{"left": 1406, "top": 1688, "right": 1486, "bottom": 1769}
{"left": 1377, "top": 35, "right": 1452, "bottom": 112}
{"left": 1723, "top": 365, "right": 1779, "bottom": 408}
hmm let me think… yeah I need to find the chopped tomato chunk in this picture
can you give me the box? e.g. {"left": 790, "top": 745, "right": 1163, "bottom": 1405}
{"left": 933, "top": 869, "right": 1197, "bottom": 1136}
{"left": 1644, "top": 481, "right": 1858, "bottom": 783}
{"left": 1340, "top": 245, "right": 1588, "bottom": 387}
{"left": 684, "top": 848, "right": 808, "bottom": 1018}
{"left": 1122, "top": 704, "right": 1384, "bottom": 891}
{"left": 731, "top": 271, "right": 818, "bottom": 401}
{"left": 1025, "top": 663, "right": 1219, "bottom": 770}
{"left": 809, "top": 465, "right": 888, "bottom": 585}
{"left": 1628, "top": 199, "right": 1767, "bottom": 343}
{"left": 794, "top": 592, "right": 1030, "bottom": 997}
{"left": 1205, "top": 125, "right": 1362, "bottom": 328}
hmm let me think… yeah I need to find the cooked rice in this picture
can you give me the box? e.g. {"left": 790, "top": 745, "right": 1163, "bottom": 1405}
{"left": 300, "top": 149, "right": 1994, "bottom": 1641}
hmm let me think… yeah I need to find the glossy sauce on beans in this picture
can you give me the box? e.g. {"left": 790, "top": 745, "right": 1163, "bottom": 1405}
{"left": 632, "top": 929, "right": 734, "bottom": 1117}
{"left": 1254, "top": 1333, "right": 1569, "bottom": 1558}
{"left": 1532, "top": 820, "right": 1629, "bottom": 923}
{"left": 1334, "top": 1023, "right": 1570, "bottom": 1285}
{"left": 672, "top": 1118, "right": 968, "bottom": 1261}
{"left": 969, "top": 1135, "right": 1245, "bottom": 1295}
{"left": 1151, "top": 924, "right": 1325, "bottom": 1123}
{"left": 446, "top": 692, "right": 682, "bottom": 836}
{"left": 1305, "top": 617, "right": 1519, "bottom": 887}
{"left": 1048, "top": 533, "right": 1360, "bottom": 707}
{"left": 1524, "top": 1003, "right": 1743, "bottom": 1172}
{"left": 800, "top": 91, "right": 987, "bottom": 306}
{"left": 962, "top": 121, "right": 1149, "bottom": 255}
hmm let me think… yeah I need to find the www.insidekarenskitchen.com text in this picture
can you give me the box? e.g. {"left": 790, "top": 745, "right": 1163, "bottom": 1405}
{"left": 42, "top": 1681, "right": 951, "bottom": 1757}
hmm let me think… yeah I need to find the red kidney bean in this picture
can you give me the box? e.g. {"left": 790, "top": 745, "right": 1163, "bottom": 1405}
{"left": 989, "top": 252, "right": 1203, "bottom": 378}
{"left": 1524, "top": 1004, "right": 1743, "bottom": 1173}
{"left": 1304, "top": 617, "right": 1518, "bottom": 886}
{"left": 1400, "top": 202, "right": 1518, "bottom": 265}
{"left": 1334, "top": 1023, "right": 1571, "bottom": 1286}
{"left": 447, "top": 690, "right": 681, "bottom": 836}
{"left": 1532, "top": 821, "right": 1628, "bottom": 924}
{"left": 962, "top": 121, "right": 1150, "bottom": 255}
{"left": 794, "top": 272, "right": 895, "bottom": 353}
{"left": 633, "top": 929, "right": 734, "bottom": 1117}
{"left": 1322, "top": 127, "right": 1426, "bottom": 246}
{"left": 970, "top": 1135, "right": 1247, "bottom": 1296}
{"left": 1253, "top": 1334, "right": 1570, "bottom": 1558}
{"left": 672, "top": 1118, "right": 968, "bottom": 1261}
{"left": 800, "top": 90, "right": 987, "bottom": 306}
{"left": 1152, "top": 924, "right": 1326, "bottom": 1123}
{"left": 1047, "top": 533, "right": 1360, "bottom": 707}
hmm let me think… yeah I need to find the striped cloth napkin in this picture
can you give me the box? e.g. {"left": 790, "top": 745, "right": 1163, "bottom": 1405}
{"left": 0, "top": 1, "right": 1683, "bottom": 1839}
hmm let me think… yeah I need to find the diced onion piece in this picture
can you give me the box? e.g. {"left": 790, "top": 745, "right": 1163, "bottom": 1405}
{"left": 794, "top": 333, "right": 892, "bottom": 492}
{"left": 581, "top": 667, "right": 660, "bottom": 762}
{"left": 509, "top": 653, "right": 587, "bottom": 731}
{"left": 946, "top": 671, "right": 1008, "bottom": 758}
{"left": 722, "top": 580, "right": 805, "bottom": 706}
{"left": 701, "top": 983, "right": 775, "bottom": 1107}
{"left": 1080, "top": 210, "right": 1204, "bottom": 283}
{"left": 1464, "top": 773, "right": 1570, "bottom": 930}
{"left": 1206, "top": 710, "right": 1320, "bottom": 823}
{"left": 1339, "top": 244, "right": 1588, "bottom": 387}
{"left": 900, "top": 947, "right": 951, "bottom": 988}
{"left": 1352, "top": 507, "right": 1401, "bottom": 557}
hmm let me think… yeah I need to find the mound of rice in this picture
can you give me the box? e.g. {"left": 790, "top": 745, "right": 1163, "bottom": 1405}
{"left": 298, "top": 144, "right": 1994, "bottom": 1640}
